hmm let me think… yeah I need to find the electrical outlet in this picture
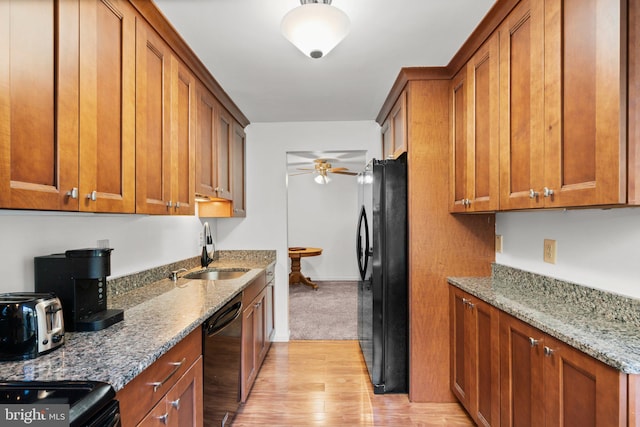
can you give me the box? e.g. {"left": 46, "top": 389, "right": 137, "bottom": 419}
{"left": 199, "top": 232, "right": 204, "bottom": 247}
{"left": 97, "top": 239, "right": 110, "bottom": 249}
{"left": 544, "top": 239, "right": 556, "bottom": 264}
{"left": 495, "top": 235, "right": 503, "bottom": 253}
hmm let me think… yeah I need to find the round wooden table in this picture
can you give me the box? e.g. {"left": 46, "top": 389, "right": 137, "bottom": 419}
{"left": 288, "top": 247, "right": 322, "bottom": 290}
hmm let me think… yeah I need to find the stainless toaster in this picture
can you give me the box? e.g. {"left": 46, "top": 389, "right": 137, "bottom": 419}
{"left": 0, "top": 292, "right": 65, "bottom": 361}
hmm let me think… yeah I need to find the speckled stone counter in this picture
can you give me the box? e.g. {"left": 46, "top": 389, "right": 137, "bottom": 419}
{"left": 0, "top": 250, "right": 276, "bottom": 391}
{"left": 448, "top": 264, "right": 640, "bottom": 374}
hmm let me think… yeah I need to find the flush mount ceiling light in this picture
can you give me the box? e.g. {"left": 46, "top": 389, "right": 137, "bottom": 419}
{"left": 281, "top": 0, "right": 350, "bottom": 59}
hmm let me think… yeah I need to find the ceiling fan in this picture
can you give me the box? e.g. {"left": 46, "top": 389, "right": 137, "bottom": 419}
{"left": 290, "top": 158, "right": 358, "bottom": 184}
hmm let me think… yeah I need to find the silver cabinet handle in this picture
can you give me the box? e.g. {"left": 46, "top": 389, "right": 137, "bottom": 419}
{"left": 170, "top": 398, "right": 180, "bottom": 410}
{"left": 544, "top": 346, "right": 554, "bottom": 357}
{"left": 167, "top": 200, "right": 173, "bottom": 208}
{"left": 529, "top": 189, "right": 539, "bottom": 199}
{"left": 543, "top": 187, "right": 555, "bottom": 197}
{"left": 66, "top": 188, "right": 78, "bottom": 199}
{"left": 461, "top": 298, "right": 475, "bottom": 309}
{"left": 150, "top": 357, "right": 186, "bottom": 392}
{"left": 529, "top": 337, "right": 539, "bottom": 347}
{"left": 86, "top": 190, "right": 97, "bottom": 201}
{"left": 175, "top": 201, "right": 181, "bottom": 209}
{"left": 157, "top": 413, "right": 169, "bottom": 425}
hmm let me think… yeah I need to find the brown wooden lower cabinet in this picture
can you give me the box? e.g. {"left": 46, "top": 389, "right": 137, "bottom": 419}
{"left": 451, "top": 285, "right": 633, "bottom": 426}
{"left": 450, "top": 286, "right": 500, "bottom": 426}
{"left": 117, "top": 328, "right": 203, "bottom": 427}
{"left": 138, "top": 357, "right": 203, "bottom": 427}
{"left": 241, "top": 272, "right": 271, "bottom": 403}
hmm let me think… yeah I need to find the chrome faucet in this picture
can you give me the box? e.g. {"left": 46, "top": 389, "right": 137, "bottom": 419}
{"left": 201, "top": 222, "right": 214, "bottom": 268}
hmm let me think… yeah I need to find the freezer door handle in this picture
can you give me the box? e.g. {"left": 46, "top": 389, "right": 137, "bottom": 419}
{"left": 356, "top": 205, "right": 370, "bottom": 281}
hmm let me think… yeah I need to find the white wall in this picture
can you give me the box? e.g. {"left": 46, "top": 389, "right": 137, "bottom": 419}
{"left": 0, "top": 210, "right": 204, "bottom": 293}
{"left": 496, "top": 207, "right": 640, "bottom": 299}
{"left": 287, "top": 161, "right": 363, "bottom": 281}
{"left": 213, "top": 121, "right": 381, "bottom": 341}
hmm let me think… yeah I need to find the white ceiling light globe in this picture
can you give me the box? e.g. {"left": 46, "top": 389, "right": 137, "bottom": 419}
{"left": 281, "top": 3, "right": 350, "bottom": 59}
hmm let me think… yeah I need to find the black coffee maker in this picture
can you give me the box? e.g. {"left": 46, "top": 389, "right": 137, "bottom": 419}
{"left": 34, "top": 248, "right": 123, "bottom": 332}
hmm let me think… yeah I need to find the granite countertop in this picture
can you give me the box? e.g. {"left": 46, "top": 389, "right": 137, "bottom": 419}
{"left": 449, "top": 265, "right": 640, "bottom": 374}
{"left": 0, "top": 252, "right": 276, "bottom": 391}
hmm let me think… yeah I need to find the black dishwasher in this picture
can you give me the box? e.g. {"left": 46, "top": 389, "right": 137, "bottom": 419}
{"left": 203, "top": 292, "right": 243, "bottom": 427}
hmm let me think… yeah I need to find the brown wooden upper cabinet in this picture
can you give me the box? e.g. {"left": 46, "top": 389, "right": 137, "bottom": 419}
{"left": 135, "top": 19, "right": 195, "bottom": 215}
{"left": 381, "top": 90, "right": 407, "bottom": 160}
{"left": 231, "top": 122, "right": 246, "bottom": 217}
{"left": 499, "top": 0, "right": 629, "bottom": 210}
{"left": 0, "top": 0, "right": 136, "bottom": 213}
{"left": 450, "top": 34, "right": 500, "bottom": 213}
{"left": 194, "top": 87, "right": 234, "bottom": 203}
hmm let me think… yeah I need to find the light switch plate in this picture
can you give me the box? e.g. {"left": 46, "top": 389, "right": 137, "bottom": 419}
{"left": 495, "top": 235, "right": 503, "bottom": 253}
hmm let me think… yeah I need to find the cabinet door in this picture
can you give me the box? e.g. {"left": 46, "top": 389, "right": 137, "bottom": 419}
{"left": 79, "top": 0, "right": 135, "bottom": 213}
{"left": 543, "top": 335, "right": 626, "bottom": 427}
{"left": 138, "top": 399, "right": 169, "bottom": 427}
{"left": 165, "top": 357, "right": 203, "bottom": 427}
{"left": 499, "top": 0, "right": 545, "bottom": 210}
{"left": 195, "top": 85, "right": 217, "bottom": 198}
{"left": 390, "top": 91, "right": 407, "bottom": 157}
{"left": 169, "top": 58, "right": 196, "bottom": 215}
{"left": 216, "top": 108, "right": 233, "bottom": 200}
{"left": 231, "top": 121, "right": 246, "bottom": 217}
{"left": 450, "top": 68, "right": 469, "bottom": 213}
{"left": 265, "top": 280, "right": 275, "bottom": 341}
{"left": 450, "top": 287, "right": 473, "bottom": 411}
{"left": 135, "top": 20, "right": 172, "bottom": 214}
{"left": 472, "top": 297, "right": 500, "bottom": 427}
{"left": 381, "top": 117, "right": 392, "bottom": 160}
{"left": 0, "top": 0, "right": 79, "bottom": 210}
{"left": 467, "top": 34, "right": 499, "bottom": 212}
{"left": 500, "top": 312, "right": 545, "bottom": 427}
{"left": 241, "top": 304, "right": 256, "bottom": 403}
{"left": 254, "top": 289, "right": 268, "bottom": 366}
{"left": 543, "top": 0, "right": 626, "bottom": 207}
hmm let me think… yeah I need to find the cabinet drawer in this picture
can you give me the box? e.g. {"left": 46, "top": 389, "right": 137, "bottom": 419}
{"left": 117, "top": 328, "right": 202, "bottom": 426}
{"left": 242, "top": 272, "right": 266, "bottom": 306}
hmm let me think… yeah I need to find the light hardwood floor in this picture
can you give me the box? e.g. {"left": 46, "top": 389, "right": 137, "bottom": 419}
{"left": 233, "top": 340, "right": 474, "bottom": 426}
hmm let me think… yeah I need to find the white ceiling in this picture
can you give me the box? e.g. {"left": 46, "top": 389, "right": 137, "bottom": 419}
{"left": 153, "top": 0, "right": 496, "bottom": 123}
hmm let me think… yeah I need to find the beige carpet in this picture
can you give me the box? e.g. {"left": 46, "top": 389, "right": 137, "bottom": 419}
{"left": 289, "top": 281, "right": 357, "bottom": 340}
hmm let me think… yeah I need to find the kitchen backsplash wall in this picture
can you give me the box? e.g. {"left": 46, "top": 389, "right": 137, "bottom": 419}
{"left": 496, "top": 207, "right": 640, "bottom": 299}
{"left": 0, "top": 210, "right": 205, "bottom": 293}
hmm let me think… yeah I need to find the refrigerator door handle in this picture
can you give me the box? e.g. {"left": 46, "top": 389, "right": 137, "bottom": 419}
{"left": 356, "top": 205, "right": 370, "bottom": 281}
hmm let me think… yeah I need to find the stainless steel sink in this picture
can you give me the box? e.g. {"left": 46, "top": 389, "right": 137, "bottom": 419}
{"left": 184, "top": 268, "right": 249, "bottom": 281}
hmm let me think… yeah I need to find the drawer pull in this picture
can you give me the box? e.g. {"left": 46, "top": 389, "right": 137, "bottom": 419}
{"left": 150, "top": 357, "right": 186, "bottom": 392}
{"left": 529, "top": 337, "right": 539, "bottom": 347}
{"left": 544, "top": 346, "right": 555, "bottom": 357}
{"left": 157, "top": 413, "right": 169, "bottom": 425}
{"left": 170, "top": 398, "right": 180, "bottom": 410}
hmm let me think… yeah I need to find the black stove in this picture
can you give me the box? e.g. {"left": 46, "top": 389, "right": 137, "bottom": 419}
{"left": 0, "top": 381, "right": 120, "bottom": 427}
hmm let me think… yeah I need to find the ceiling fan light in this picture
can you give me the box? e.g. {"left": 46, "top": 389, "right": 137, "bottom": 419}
{"left": 314, "top": 173, "right": 331, "bottom": 184}
{"left": 281, "top": 2, "right": 350, "bottom": 59}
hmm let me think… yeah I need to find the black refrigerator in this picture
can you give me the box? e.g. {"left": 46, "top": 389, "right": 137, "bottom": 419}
{"left": 356, "top": 153, "right": 408, "bottom": 394}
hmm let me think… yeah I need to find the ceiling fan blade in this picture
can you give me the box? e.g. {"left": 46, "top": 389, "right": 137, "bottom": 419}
{"left": 288, "top": 171, "right": 313, "bottom": 176}
{"left": 296, "top": 167, "right": 316, "bottom": 171}
{"left": 331, "top": 170, "right": 359, "bottom": 176}
{"left": 328, "top": 167, "right": 348, "bottom": 172}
